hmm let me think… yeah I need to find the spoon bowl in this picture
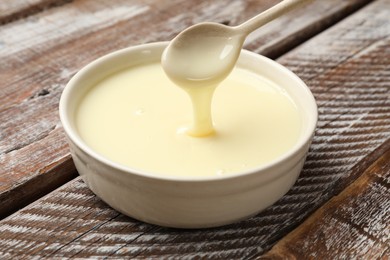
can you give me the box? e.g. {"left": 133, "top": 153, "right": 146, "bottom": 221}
{"left": 161, "top": 22, "right": 245, "bottom": 88}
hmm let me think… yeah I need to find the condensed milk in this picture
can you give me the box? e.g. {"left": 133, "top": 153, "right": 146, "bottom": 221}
{"left": 76, "top": 62, "right": 301, "bottom": 178}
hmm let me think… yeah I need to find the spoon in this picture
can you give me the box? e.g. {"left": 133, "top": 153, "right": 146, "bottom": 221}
{"left": 161, "top": 0, "right": 311, "bottom": 137}
{"left": 162, "top": 0, "right": 311, "bottom": 87}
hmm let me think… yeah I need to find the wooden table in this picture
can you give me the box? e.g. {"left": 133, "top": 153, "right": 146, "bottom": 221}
{"left": 1, "top": 0, "right": 389, "bottom": 258}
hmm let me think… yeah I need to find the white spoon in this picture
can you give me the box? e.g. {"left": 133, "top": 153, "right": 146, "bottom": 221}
{"left": 161, "top": 0, "right": 311, "bottom": 137}
{"left": 162, "top": 0, "right": 311, "bottom": 88}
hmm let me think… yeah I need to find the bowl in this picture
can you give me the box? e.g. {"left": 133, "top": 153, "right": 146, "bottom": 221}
{"left": 59, "top": 42, "right": 317, "bottom": 228}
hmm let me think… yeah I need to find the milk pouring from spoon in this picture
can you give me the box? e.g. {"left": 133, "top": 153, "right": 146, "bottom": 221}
{"left": 162, "top": 0, "right": 311, "bottom": 137}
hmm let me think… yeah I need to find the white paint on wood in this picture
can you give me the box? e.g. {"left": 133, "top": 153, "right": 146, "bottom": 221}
{"left": 0, "top": 3, "right": 150, "bottom": 58}
{"left": 29, "top": 201, "right": 92, "bottom": 213}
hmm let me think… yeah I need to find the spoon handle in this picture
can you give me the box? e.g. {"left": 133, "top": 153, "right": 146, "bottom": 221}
{"left": 236, "top": 0, "right": 313, "bottom": 35}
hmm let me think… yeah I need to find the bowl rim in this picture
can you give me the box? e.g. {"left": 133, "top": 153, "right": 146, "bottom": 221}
{"left": 59, "top": 41, "right": 317, "bottom": 183}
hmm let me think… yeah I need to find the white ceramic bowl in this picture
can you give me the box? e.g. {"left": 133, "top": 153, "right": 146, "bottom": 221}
{"left": 59, "top": 42, "right": 317, "bottom": 228}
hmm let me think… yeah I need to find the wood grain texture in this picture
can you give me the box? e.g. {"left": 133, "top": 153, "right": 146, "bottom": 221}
{"left": 0, "top": 0, "right": 72, "bottom": 25}
{"left": 244, "top": 0, "right": 373, "bottom": 58}
{"left": 262, "top": 149, "right": 390, "bottom": 259}
{"left": 0, "top": 0, "right": 372, "bottom": 218}
{"left": 0, "top": 0, "right": 388, "bottom": 258}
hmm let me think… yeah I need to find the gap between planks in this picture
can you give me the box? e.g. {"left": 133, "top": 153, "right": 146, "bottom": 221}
{"left": 260, "top": 146, "right": 390, "bottom": 259}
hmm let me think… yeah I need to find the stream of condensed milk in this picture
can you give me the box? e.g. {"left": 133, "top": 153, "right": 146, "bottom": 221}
{"left": 76, "top": 62, "right": 302, "bottom": 178}
{"left": 161, "top": 31, "right": 245, "bottom": 137}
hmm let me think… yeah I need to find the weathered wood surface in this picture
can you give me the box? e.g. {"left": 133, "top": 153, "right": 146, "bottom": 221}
{"left": 0, "top": 0, "right": 388, "bottom": 258}
{"left": 0, "top": 0, "right": 373, "bottom": 218}
{"left": 0, "top": 0, "right": 72, "bottom": 25}
{"left": 263, "top": 149, "right": 390, "bottom": 259}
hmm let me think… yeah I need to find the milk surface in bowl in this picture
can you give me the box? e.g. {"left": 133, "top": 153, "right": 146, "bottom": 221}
{"left": 59, "top": 42, "right": 317, "bottom": 228}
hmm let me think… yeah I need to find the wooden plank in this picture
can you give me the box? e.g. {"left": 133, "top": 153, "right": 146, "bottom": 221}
{"left": 0, "top": 0, "right": 372, "bottom": 218}
{"left": 243, "top": 0, "right": 373, "bottom": 58}
{"left": 262, "top": 149, "right": 390, "bottom": 259}
{"left": 0, "top": 0, "right": 72, "bottom": 25}
{"left": 0, "top": 0, "right": 389, "bottom": 258}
